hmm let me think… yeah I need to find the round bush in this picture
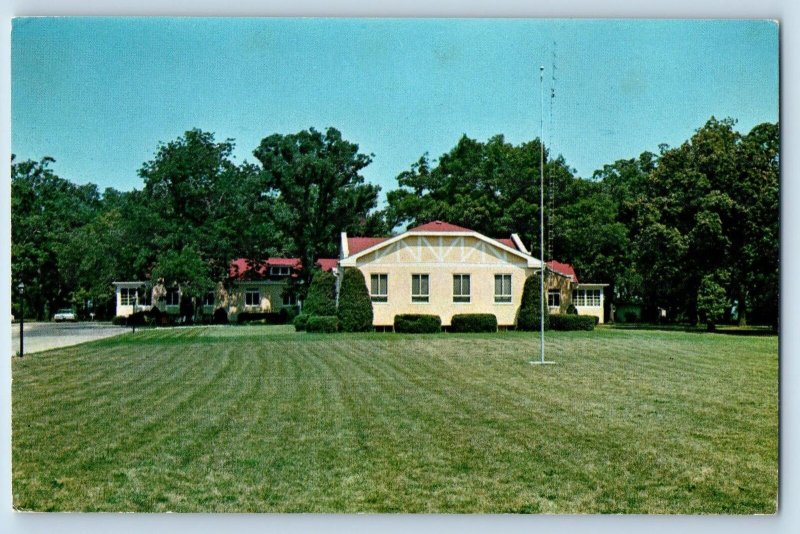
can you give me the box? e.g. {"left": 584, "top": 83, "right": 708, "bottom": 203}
{"left": 293, "top": 313, "right": 310, "bottom": 331}
{"left": 306, "top": 315, "right": 339, "bottom": 333}
{"left": 304, "top": 270, "right": 338, "bottom": 317}
{"left": 516, "top": 275, "right": 550, "bottom": 331}
{"left": 394, "top": 314, "right": 442, "bottom": 333}
{"left": 337, "top": 268, "right": 373, "bottom": 332}
{"left": 549, "top": 314, "right": 595, "bottom": 331}
{"left": 450, "top": 313, "right": 498, "bottom": 333}
{"left": 213, "top": 307, "right": 228, "bottom": 325}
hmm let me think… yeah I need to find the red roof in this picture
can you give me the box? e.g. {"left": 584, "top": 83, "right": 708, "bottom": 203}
{"left": 546, "top": 260, "right": 579, "bottom": 283}
{"left": 408, "top": 220, "right": 473, "bottom": 232}
{"left": 347, "top": 237, "right": 390, "bottom": 255}
{"left": 229, "top": 257, "right": 337, "bottom": 279}
{"left": 316, "top": 258, "right": 338, "bottom": 272}
{"left": 495, "top": 238, "right": 517, "bottom": 250}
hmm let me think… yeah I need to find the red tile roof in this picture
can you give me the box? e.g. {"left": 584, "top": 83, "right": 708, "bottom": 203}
{"left": 229, "top": 257, "right": 337, "bottom": 279}
{"left": 546, "top": 260, "right": 579, "bottom": 283}
{"left": 347, "top": 237, "right": 390, "bottom": 255}
{"left": 495, "top": 238, "right": 516, "bottom": 250}
{"left": 408, "top": 220, "right": 473, "bottom": 232}
{"left": 316, "top": 258, "right": 339, "bottom": 272}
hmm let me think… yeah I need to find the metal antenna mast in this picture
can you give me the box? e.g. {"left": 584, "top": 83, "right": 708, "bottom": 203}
{"left": 531, "top": 63, "right": 555, "bottom": 366}
{"left": 547, "top": 44, "right": 557, "bottom": 262}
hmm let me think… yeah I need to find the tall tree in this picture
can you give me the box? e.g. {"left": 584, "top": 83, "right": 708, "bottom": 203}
{"left": 253, "top": 127, "right": 381, "bottom": 287}
{"left": 11, "top": 156, "right": 100, "bottom": 319}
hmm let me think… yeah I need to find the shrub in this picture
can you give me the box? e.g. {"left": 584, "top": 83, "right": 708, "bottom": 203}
{"left": 566, "top": 304, "right": 578, "bottom": 315}
{"left": 516, "top": 275, "right": 550, "bottom": 331}
{"left": 450, "top": 313, "right": 498, "bottom": 333}
{"left": 303, "top": 270, "right": 338, "bottom": 317}
{"left": 394, "top": 314, "right": 442, "bottom": 334}
{"left": 293, "top": 313, "right": 310, "bottom": 331}
{"left": 624, "top": 311, "right": 638, "bottom": 323}
{"left": 549, "top": 315, "right": 595, "bottom": 331}
{"left": 306, "top": 315, "right": 339, "bottom": 333}
{"left": 337, "top": 268, "right": 373, "bottom": 332}
{"left": 127, "top": 311, "right": 148, "bottom": 327}
{"left": 111, "top": 315, "right": 126, "bottom": 326}
{"left": 213, "top": 307, "right": 228, "bottom": 325}
{"left": 237, "top": 311, "right": 289, "bottom": 325}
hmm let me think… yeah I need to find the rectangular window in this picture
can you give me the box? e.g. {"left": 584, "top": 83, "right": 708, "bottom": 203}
{"left": 494, "top": 274, "right": 512, "bottom": 303}
{"left": 453, "top": 274, "right": 471, "bottom": 303}
{"left": 548, "top": 289, "right": 561, "bottom": 307}
{"left": 166, "top": 288, "right": 180, "bottom": 306}
{"left": 282, "top": 293, "right": 297, "bottom": 306}
{"left": 138, "top": 288, "right": 151, "bottom": 306}
{"left": 572, "top": 289, "right": 601, "bottom": 307}
{"left": 270, "top": 266, "right": 291, "bottom": 277}
{"left": 203, "top": 290, "right": 215, "bottom": 307}
{"left": 371, "top": 274, "right": 388, "bottom": 302}
{"left": 245, "top": 287, "right": 260, "bottom": 307}
{"left": 411, "top": 274, "right": 429, "bottom": 303}
{"left": 120, "top": 288, "right": 136, "bottom": 306}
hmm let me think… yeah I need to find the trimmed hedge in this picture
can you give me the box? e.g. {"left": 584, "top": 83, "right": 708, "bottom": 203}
{"left": 237, "top": 311, "right": 291, "bottom": 325}
{"left": 304, "top": 270, "right": 338, "bottom": 316}
{"left": 293, "top": 313, "right": 310, "bottom": 331}
{"left": 450, "top": 313, "right": 498, "bottom": 333}
{"left": 394, "top": 314, "right": 442, "bottom": 334}
{"left": 337, "top": 268, "right": 373, "bottom": 332}
{"left": 516, "top": 275, "right": 550, "bottom": 331}
{"left": 549, "top": 314, "right": 596, "bottom": 331}
{"left": 306, "top": 315, "right": 339, "bottom": 333}
{"left": 111, "top": 315, "right": 126, "bottom": 326}
{"left": 213, "top": 307, "right": 229, "bottom": 325}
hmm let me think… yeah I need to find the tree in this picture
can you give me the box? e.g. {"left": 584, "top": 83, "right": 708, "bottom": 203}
{"left": 303, "top": 270, "right": 338, "bottom": 316}
{"left": 697, "top": 273, "right": 728, "bottom": 331}
{"left": 516, "top": 274, "right": 549, "bottom": 331}
{"left": 336, "top": 268, "right": 373, "bottom": 332}
{"left": 253, "top": 127, "right": 381, "bottom": 287}
{"left": 11, "top": 156, "right": 101, "bottom": 319}
{"left": 150, "top": 246, "right": 214, "bottom": 322}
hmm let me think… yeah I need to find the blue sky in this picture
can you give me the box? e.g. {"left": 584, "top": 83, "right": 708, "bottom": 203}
{"left": 11, "top": 18, "right": 778, "bottom": 199}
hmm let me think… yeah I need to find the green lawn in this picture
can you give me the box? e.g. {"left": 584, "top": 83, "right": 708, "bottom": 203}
{"left": 12, "top": 326, "right": 778, "bottom": 513}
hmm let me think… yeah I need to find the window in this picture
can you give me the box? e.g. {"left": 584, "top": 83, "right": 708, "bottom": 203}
{"left": 412, "top": 274, "right": 429, "bottom": 303}
{"left": 138, "top": 288, "right": 152, "bottom": 306}
{"left": 203, "top": 290, "right": 215, "bottom": 307}
{"left": 120, "top": 288, "right": 136, "bottom": 306}
{"left": 371, "top": 274, "right": 388, "bottom": 302}
{"left": 166, "top": 288, "right": 180, "bottom": 306}
{"left": 282, "top": 293, "right": 297, "bottom": 306}
{"left": 494, "top": 274, "right": 512, "bottom": 303}
{"left": 453, "top": 274, "right": 471, "bottom": 303}
{"left": 548, "top": 289, "right": 561, "bottom": 307}
{"left": 245, "top": 287, "right": 260, "bottom": 307}
{"left": 270, "top": 266, "right": 291, "bottom": 277}
{"left": 573, "top": 289, "right": 601, "bottom": 307}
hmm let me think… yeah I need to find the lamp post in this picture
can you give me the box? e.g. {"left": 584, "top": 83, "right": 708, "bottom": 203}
{"left": 17, "top": 281, "right": 24, "bottom": 358}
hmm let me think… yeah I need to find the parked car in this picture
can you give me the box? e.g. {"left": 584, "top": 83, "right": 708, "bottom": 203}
{"left": 53, "top": 308, "right": 77, "bottom": 322}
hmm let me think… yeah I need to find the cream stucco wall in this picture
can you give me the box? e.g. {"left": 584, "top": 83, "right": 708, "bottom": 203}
{"left": 226, "top": 282, "right": 289, "bottom": 317}
{"left": 349, "top": 235, "right": 534, "bottom": 327}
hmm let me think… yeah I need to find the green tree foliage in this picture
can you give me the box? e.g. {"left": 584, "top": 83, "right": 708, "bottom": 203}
{"left": 253, "top": 127, "right": 383, "bottom": 287}
{"left": 336, "top": 268, "right": 373, "bottom": 332}
{"left": 303, "top": 270, "right": 338, "bottom": 316}
{"left": 697, "top": 273, "right": 728, "bottom": 331}
{"left": 139, "top": 129, "right": 279, "bottom": 281}
{"left": 632, "top": 118, "right": 778, "bottom": 325}
{"left": 11, "top": 156, "right": 101, "bottom": 319}
{"left": 516, "top": 274, "right": 549, "bottom": 331}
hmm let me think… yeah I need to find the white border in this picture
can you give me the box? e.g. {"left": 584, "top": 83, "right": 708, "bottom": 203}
{"left": 1, "top": 2, "right": 795, "bottom": 534}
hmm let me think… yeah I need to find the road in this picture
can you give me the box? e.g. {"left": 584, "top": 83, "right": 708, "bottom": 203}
{"left": 10, "top": 322, "right": 130, "bottom": 356}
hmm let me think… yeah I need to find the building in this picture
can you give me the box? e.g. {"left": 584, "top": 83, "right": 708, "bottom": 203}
{"left": 339, "top": 221, "right": 607, "bottom": 328}
{"left": 112, "top": 257, "right": 337, "bottom": 319}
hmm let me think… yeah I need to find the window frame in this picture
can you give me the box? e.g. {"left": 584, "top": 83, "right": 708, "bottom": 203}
{"left": 120, "top": 287, "right": 136, "bottom": 306}
{"left": 453, "top": 274, "right": 471, "bottom": 303}
{"left": 244, "top": 287, "right": 261, "bottom": 307}
{"left": 166, "top": 288, "right": 180, "bottom": 307}
{"left": 494, "top": 274, "right": 512, "bottom": 303}
{"left": 202, "top": 290, "right": 215, "bottom": 307}
{"left": 411, "top": 273, "right": 430, "bottom": 303}
{"left": 282, "top": 292, "right": 297, "bottom": 307}
{"left": 370, "top": 273, "right": 388, "bottom": 303}
{"left": 270, "top": 266, "right": 291, "bottom": 277}
{"left": 547, "top": 289, "right": 561, "bottom": 308}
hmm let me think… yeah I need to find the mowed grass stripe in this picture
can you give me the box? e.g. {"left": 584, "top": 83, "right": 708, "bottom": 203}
{"left": 12, "top": 327, "right": 777, "bottom": 513}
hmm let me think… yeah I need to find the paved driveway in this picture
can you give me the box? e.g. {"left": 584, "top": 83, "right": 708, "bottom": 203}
{"left": 10, "top": 322, "right": 130, "bottom": 356}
